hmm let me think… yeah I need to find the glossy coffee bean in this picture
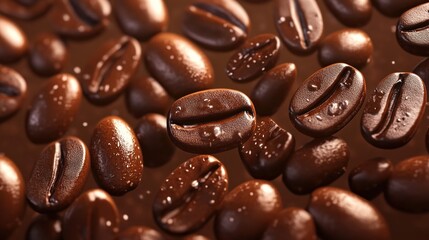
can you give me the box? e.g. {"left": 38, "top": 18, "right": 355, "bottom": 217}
{"left": 289, "top": 63, "right": 366, "bottom": 137}
{"left": 0, "top": 15, "right": 27, "bottom": 63}
{"left": 26, "top": 73, "right": 82, "bottom": 144}
{"left": 372, "top": 0, "right": 427, "bottom": 17}
{"left": 168, "top": 89, "right": 256, "bottom": 153}
{"left": 0, "top": 154, "right": 25, "bottom": 239}
{"left": 361, "top": 72, "right": 426, "bottom": 148}
{"left": 115, "top": 0, "right": 168, "bottom": 41}
{"left": 184, "top": 235, "right": 210, "bottom": 240}
{"left": 251, "top": 63, "right": 296, "bottom": 116}
{"left": 214, "top": 180, "right": 283, "bottom": 240}
{"left": 0, "top": 0, "right": 53, "bottom": 19}
{"left": 144, "top": 33, "right": 214, "bottom": 98}
{"left": 275, "top": 0, "right": 323, "bottom": 55}
{"left": 283, "top": 137, "right": 349, "bottom": 194}
{"left": 226, "top": 34, "right": 280, "bottom": 82}
{"left": 348, "top": 157, "right": 392, "bottom": 200}
{"left": 262, "top": 207, "right": 317, "bottom": 240}
{"left": 134, "top": 113, "right": 175, "bottom": 168}
{"left": 26, "top": 136, "right": 90, "bottom": 213}
{"left": 183, "top": 0, "right": 250, "bottom": 50}
{"left": 115, "top": 226, "right": 164, "bottom": 240}
{"left": 0, "top": 65, "right": 27, "bottom": 120}
{"left": 26, "top": 215, "right": 62, "bottom": 240}
{"left": 324, "top": 0, "right": 372, "bottom": 27}
{"left": 91, "top": 116, "right": 143, "bottom": 195}
{"left": 62, "top": 189, "right": 120, "bottom": 240}
{"left": 79, "top": 36, "right": 141, "bottom": 105}
{"left": 318, "top": 29, "right": 373, "bottom": 68}
{"left": 239, "top": 117, "right": 295, "bottom": 180}
{"left": 153, "top": 155, "right": 228, "bottom": 234}
{"left": 29, "top": 32, "right": 67, "bottom": 76}
{"left": 413, "top": 58, "right": 429, "bottom": 99}
{"left": 308, "top": 187, "right": 390, "bottom": 240}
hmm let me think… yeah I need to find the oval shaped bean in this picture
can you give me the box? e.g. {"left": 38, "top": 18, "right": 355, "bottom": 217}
{"left": 26, "top": 214, "right": 62, "bottom": 240}
{"left": 29, "top": 32, "right": 67, "bottom": 76}
{"left": 0, "top": 65, "right": 27, "bottom": 120}
{"left": 0, "top": 15, "right": 27, "bottom": 63}
{"left": 323, "top": 0, "right": 372, "bottom": 27}
{"left": 0, "top": 0, "right": 53, "bottom": 20}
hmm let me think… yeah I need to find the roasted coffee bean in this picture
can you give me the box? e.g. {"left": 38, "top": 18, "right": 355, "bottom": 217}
{"left": 239, "top": 117, "right": 295, "bottom": 180}
{"left": 134, "top": 113, "right": 175, "bottom": 168}
{"left": 51, "top": 0, "right": 111, "bottom": 38}
{"left": 79, "top": 36, "right": 141, "bottom": 105}
{"left": 283, "top": 137, "right": 349, "bottom": 194}
{"left": 26, "top": 73, "right": 82, "bottom": 144}
{"left": 396, "top": 3, "right": 429, "bottom": 56}
{"left": 372, "top": 0, "right": 427, "bottom": 17}
{"left": 0, "top": 0, "right": 53, "bottom": 19}
{"left": 262, "top": 207, "right": 317, "bottom": 240}
{"left": 115, "top": 0, "right": 168, "bottom": 41}
{"left": 26, "top": 136, "right": 90, "bottom": 213}
{"left": 413, "top": 58, "right": 429, "bottom": 99}
{"left": 251, "top": 63, "right": 296, "bottom": 116}
{"left": 168, "top": 89, "right": 256, "bottom": 153}
{"left": 226, "top": 34, "right": 280, "bottom": 82}
{"left": 29, "top": 32, "right": 67, "bottom": 76}
{"left": 144, "top": 33, "right": 214, "bottom": 98}
{"left": 308, "top": 187, "right": 390, "bottom": 240}
{"left": 26, "top": 215, "right": 62, "bottom": 240}
{"left": 323, "top": 0, "right": 372, "bottom": 27}
{"left": 0, "top": 15, "right": 27, "bottom": 63}
{"left": 0, "top": 65, "right": 27, "bottom": 120}
{"left": 91, "top": 116, "right": 143, "bottom": 195}
{"left": 153, "top": 155, "right": 228, "bottom": 234}
{"left": 184, "top": 235, "right": 210, "bottom": 240}
{"left": 318, "top": 29, "right": 373, "bottom": 68}
{"left": 348, "top": 157, "right": 392, "bottom": 200}
{"left": 214, "top": 180, "right": 283, "bottom": 240}
{"left": 275, "top": 0, "right": 323, "bottom": 55}
{"left": 289, "top": 63, "right": 366, "bottom": 137}
{"left": 361, "top": 72, "right": 426, "bottom": 148}
{"left": 62, "top": 189, "right": 120, "bottom": 240}
{"left": 0, "top": 154, "right": 25, "bottom": 239}
{"left": 125, "top": 75, "right": 171, "bottom": 118}
{"left": 183, "top": 0, "right": 250, "bottom": 50}
{"left": 115, "top": 226, "right": 164, "bottom": 240}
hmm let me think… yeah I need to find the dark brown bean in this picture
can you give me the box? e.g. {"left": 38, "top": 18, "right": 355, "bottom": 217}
{"left": 283, "top": 137, "right": 349, "bottom": 194}
{"left": 144, "top": 33, "right": 214, "bottom": 99}
{"left": 91, "top": 116, "right": 143, "bottom": 196}
{"left": 26, "top": 136, "right": 90, "bottom": 213}
{"left": 308, "top": 187, "right": 390, "bottom": 240}
{"left": 115, "top": 226, "right": 165, "bottom": 240}
{"left": 289, "top": 63, "right": 366, "bottom": 137}
{"left": 26, "top": 215, "right": 62, "bottom": 240}
{"left": 29, "top": 32, "right": 67, "bottom": 76}
{"left": 323, "top": 0, "right": 372, "bottom": 27}
{"left": 413, "top": 58, "right": 429, "bottom": 99}
{"left": 26, "top": 73, "right": 82, "bottom": 144}
{"left": 153, "top": 155, "right": 228, "bottom": 235}
{"left": 226, "top": 34, "right": 280, "bottom": 82}
{"left": 372, "top": 0, "right": 427, "bottom": 17}
{"left": 239, "top": 117, "right": 295, "bottom": 180}
{"left": 183, "top": 0, "right": 250, "bottom": 50}
{"left": 0, "top": 65, "right": 27, "bottom": 120}
{"left": 361, "top": 72, "right": 426, "bottom": 148}
{"left": 214, "top": 180, "right": 283, "bottom": 240}
{"left": 0, "top": 0, "right": 53, "bottom": 19}
{"left": 168, "top": 89, "right": 256, "bottom": 153}
{"left": 275, "top": 0, "right": 323, "bottom": 55}
{"left": 0, "top": 15, "right": 27, "bottom": 63}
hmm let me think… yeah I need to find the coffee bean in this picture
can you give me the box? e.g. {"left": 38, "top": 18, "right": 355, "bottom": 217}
{"left": 396, "top": 3, "right": 429, "bottom": 56}
{"left": 0, "top": 0, "right": 53, "bottom": 20}
{"left": 275, "top": 0, "right": 323, "bottom": 55}
{"left": 153, "top": 155, "right": 228, "bottom": 234}
{"left": 308, "top": 187, "right": 390, "bottom": 240}
{"left": 134, "top": 113, "right": 175, "bottom": 168}
{"left": 239, "top": 117, "right": 295, "bottom": 180}
{"left": 26, "top": 215, "right": 62, "bottom": 240}
{"left": 372, "top": 0, "right": 427, "bottom": 17}
{"left": 62, "top": 189, "right": 120, "bottom": 240}
{"left": 115, "top": 0, "right": 168, "bottom": 41}
{"left": 361, "top": 72, "right": 426, "bottom": 148}
{"left": 26, "top": 73, "right": 82, "bottom": 144}
{"left": 323, "top": 0, "right": 372, "bottom": 27}
{"left": 184, "top": 235, "right": 210, "bottom": 240}
{"left": 29, "top": 32, "right": 67, "bottom": 76}
{"left": 283, "top": 137, "right": 349, "bottom": 194}
{"left": 226, "top": 34, "right": 280, "bottom": 82}
{"left": 251, "top": 63, "right": 296, "bottom": 116}
{"left": 125, "top": 75, "right": 171, "bottom": 118}
{"left": 289, "top": 63, "right": 366, "bottom": 137}
{"left": 183, "top": 0, "right": 250, "bottom": 50}
{"left": 318, "top": 29, "right": 373, "bottom": 68}
{"left": 262, "top": 207, "right": 317, "bottom": 240}
{"left": 26, "top": 136, "right": 90, "bottom": 213}
{"left": 144, "top": 33, "right": 214, "bottom": 99}
{"left": 91, "top": 116, "right": 143, "bottom": 196}
{"left": 51, "top": 0, "right": 111, "bottom": 38}
{"left": 214, "top": 180, "right": 283, "bottom": 240}
{"left": 0, "top": 15, "right": 27, "bottom": 63}
{"left": 0, "top": 154, "right": 25, "bottom": 239}
{"left": 0, "top": 65, "right": 27, "bottom": 120}
{"left": 168, "top": 89, "right": 256, "bottom": 153}
{"left": 413, "top": 58, "right": 429, "bottom": 99}
{"left": 115, "top": 226, "right": 164, "bottom": 240}
{"left": 79, "top": 36, "right": 141, "bottom": 105}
